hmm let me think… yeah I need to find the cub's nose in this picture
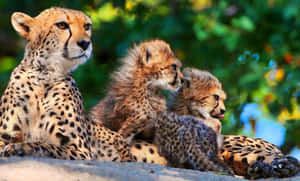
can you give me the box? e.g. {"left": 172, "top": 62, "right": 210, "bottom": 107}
{"left": 220, "top": 109, "right": 226, "bottom": 114}
{"left": 77, "top": 40, "right": 90, "bottom": 51}
{"left": 180, "top": 78, "right": 185, "bottom": 84}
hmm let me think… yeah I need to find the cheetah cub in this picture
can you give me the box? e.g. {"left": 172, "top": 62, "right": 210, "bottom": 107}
{"left": 132, "top": 67, "right": 299, "bottom": 177}
{"left": 90, "top": 40, "right": 183, "bottom": 143}
{"left": 169, "top": 68, "right": 226, "bottom": 134}
{"left": 154, "top": 112, "right": 233, "bottom": 175}
{"left": 0, "top": 7, "right": 132, "bottom": 162}
{"left": 170, "top": 68, "right": 299, "bottom": 178}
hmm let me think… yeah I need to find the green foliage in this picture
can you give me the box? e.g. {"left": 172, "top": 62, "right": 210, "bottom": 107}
{"left": 0, "top": 0, "right": 299, "bottom": 153}
{"left": 281, "top": 119, "right": 300, "bottom": 153}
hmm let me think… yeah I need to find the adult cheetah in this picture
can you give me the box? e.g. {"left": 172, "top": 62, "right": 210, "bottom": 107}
{"left": 0, "top": 7, "right": 132, "bottom": 162}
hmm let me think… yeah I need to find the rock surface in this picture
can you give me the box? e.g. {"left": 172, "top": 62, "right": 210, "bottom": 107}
{"left": 0, "top": 157, "right": 299, "bottom": 181}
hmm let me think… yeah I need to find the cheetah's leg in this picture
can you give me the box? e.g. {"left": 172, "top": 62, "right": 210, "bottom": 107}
{"left": 219, "top": 135, "right": 284, "bottom": 176}
{"left": 0, "top": 106, "right": 27, "bottom": 146}
{"left": 185, "top": 144, "right": 233, "bottom": 175}
{"left": 113, "top": 134, "right": 134, "bottom": 162}
{"left": 0, "top": 140, "right": 5, "bottom": 150}
{"left": 91, "top": 122, "right": 134, "bottom": 162}
{"left": 118, "top": 116, "right": 149, "bottom": 143}
{"left": 0, "top": 142, "right": 93, "bottom": 160}
{"left": 130, "top": 140, "right": 167, "bottom": 165}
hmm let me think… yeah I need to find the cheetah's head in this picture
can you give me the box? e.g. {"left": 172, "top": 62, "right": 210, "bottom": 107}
{"left": 180, "top": 68, "right": 227, "bottom": 120}
{"left": 11, "top": 7, "right": 92, "bottom": 73}
{"left": 138, "top": 40, "right": 183, "bottom": 91}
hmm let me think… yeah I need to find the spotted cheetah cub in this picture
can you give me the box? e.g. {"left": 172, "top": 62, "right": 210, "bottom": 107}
{"left": 0, "top": 7, "right": 132, "bottom": 162}
{"left": 170, "top": 68, "right": 299, "bottom": 178}
{"left": 132, "top": 68, "right": 299, "bottom": 177}
{"left": 154, "top": 112, "right": 233, "bottom": 174}
{"left": 130, "top": 68, "right": 226, "bottom": 166}
{"left": 169, "top": 68, "right": 225, "bottom": 134}
{"left": 90, "top": 40, "right": 183, "bottom": 143}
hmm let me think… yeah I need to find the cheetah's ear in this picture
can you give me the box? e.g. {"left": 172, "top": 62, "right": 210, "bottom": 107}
{"left": 181, "top": 78, "right": 191, "bottom": 89}
{"left": 181, "top": 78, "right": 192, "bottom": 99}
{"left": 140, "top": 46, "right": 152, "bottom": 65}
{"left": 11, "top": 12, "right": 34, "bottom": 40}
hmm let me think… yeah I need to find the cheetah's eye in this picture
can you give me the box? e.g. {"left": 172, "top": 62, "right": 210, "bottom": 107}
{"left": 84, "top": 23, "right": 92, "bottom": 31}
{"left": 171, "top": 64, "right": 177, "bottom": 71}
{"left": 213, "top": 94, "right": 219, "bottom": 101}
{"left": 56, "top": 21, "right": 69, "bottom": 30}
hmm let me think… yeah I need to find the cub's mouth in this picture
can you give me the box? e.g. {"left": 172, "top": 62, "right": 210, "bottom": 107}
{"left": 211, "top": 113, "right": 224, "bottom": 119}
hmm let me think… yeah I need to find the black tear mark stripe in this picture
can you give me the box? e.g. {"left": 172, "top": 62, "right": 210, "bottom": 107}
{"left": 171, "top": 72, "right": 178, "bottom": 86}
{"left": 214, "top": 100, "right": 219, "bottom": 109}
{"left": 62, "top": 10, "right": 72, "bottom": 58}
{"left": 63, "top": 28, "right": 72, "bottom": 58}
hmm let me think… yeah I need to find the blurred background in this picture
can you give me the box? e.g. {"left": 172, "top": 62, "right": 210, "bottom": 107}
{"left": 0, "top": 0, "right": 299, "bottom": 158}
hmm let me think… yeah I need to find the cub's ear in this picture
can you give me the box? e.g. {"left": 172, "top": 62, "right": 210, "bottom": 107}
{"left": 181, "top": 77, "right": 192, "bottom": 99}
{"left": 181, "top": 78, "right": 191, "bottom": 89}
{"left": 11, "top": 12, "right": 33, "bottom": 39}
{"left": 140, "top": 46, "right": 152, "bottom": 65}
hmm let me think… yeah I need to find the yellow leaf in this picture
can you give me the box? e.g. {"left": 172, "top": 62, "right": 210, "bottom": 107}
{"left": 88, "top": 2, "right": 119, "bottom": 27}
{"left": 265, "top": 70, "right": 276, "bottom": 86}
{"left": 278, "top": 99, "right": 300, "bottom": 123}
{"left": 126, "top": 0, "right": 141, "bottom": 11}
{"left": 190, "top": 0, "right": 212, "bottom": 11}
{"left": 265, "top": 68, "right": 285, "bottom": 86}
{"left": 275, "top": 68, "right": 284, "bottom": 81}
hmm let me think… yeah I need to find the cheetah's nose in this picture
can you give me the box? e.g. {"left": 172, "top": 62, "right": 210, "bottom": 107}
{"left": 220, "top": 109, "right": 226, "bottom": 114}
{"left": 180, "top": 78, "right": 184, "bottom": 84}
{"left": 77, "top": 40, "right": 90, "bottom": 51}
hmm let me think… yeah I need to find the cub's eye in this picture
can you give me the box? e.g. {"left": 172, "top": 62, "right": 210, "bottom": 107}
{"left": 84, "top": 23, "right": 92, "bottom": 31}
{"left": 56, "top": 21, "right": 69, "bottom": 30}
{"left": 213, "top": 94, "right": 219, "bottom": 101}
{"left": 171, "top": 64, "right": 177, "bottom": 71}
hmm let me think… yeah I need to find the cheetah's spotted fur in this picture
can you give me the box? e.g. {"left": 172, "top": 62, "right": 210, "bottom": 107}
{"left": 171, "top": 68, "right": 300, "bottom": 178}
{"left": 90, "top": 40, "right": 183, "bottom": 143}
{"left": 0, "top": 7, "right": 132, "bottom": 162}
{"left": 130, "top": 68, "right": 299, "bottom": 178}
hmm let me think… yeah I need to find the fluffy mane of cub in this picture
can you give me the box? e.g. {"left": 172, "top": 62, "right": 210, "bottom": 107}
{"left": 90, "top": 40, "right": 182, "bottom": 142}
{"left": 169, "top": 68, "right": 226, "bottom": 133}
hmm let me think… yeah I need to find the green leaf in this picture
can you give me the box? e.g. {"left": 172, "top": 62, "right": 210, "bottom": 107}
{"left": 223, "top": 32, "right": 239, "bottom": 51}
{"left": 193, "top": 23, "right": 209, "bottom": 41}
{"left": 0, "top": 57, "right": 17, "bottom": 72}
{"left": 232, "top": 16, "right": 255, "bottom": 32}
{"left": 212, "top": 23, "right": 228, "bottom": 36}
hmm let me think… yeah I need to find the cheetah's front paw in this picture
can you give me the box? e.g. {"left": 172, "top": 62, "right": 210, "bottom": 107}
{"left": 271, "top": 156, "right": 300, "bottom": 178}
{"left": 0, "top": 143, "right": 33, "bottom": 157}
{"left": 247, "top": 156, "right": 300, "bottom": 179}
{"left": 247, "top": 161, "right": 274, "bottom": 179}
{"left": 0, "top": 141, "right": 6, "bottom": 150}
